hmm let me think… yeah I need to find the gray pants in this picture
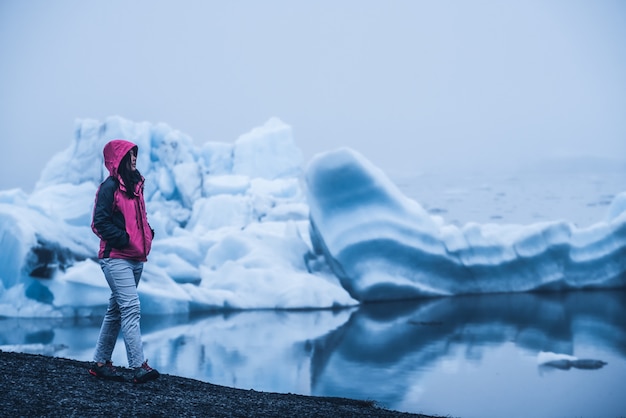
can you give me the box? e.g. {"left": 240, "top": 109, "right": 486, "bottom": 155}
{"left": 93, "top": 258, "right": 145, "bottom": 368}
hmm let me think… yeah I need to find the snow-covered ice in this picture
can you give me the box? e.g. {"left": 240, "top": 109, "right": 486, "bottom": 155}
{"left": 0, "top": 116, "right": 625, "bottom": 317}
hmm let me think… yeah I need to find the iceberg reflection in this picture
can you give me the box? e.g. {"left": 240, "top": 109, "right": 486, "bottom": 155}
{"left": 309, "top": 290, "right": 626, "bottom": 414}
{"left": 0, "top": 290, "right": 624, "bottom": 417}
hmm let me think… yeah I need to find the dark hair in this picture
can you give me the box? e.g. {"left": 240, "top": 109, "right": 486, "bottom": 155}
{"left": 118, "top": 149, "right": 142, "bottom": 198}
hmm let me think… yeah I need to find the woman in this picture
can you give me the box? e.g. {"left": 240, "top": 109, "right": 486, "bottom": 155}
{"left": 89, "top": 139, "right": 159, "bottom": 384}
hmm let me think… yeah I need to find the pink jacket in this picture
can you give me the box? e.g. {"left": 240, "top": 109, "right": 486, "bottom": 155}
{"left": 91, "top": 139, "right": 153, "bottom": 261}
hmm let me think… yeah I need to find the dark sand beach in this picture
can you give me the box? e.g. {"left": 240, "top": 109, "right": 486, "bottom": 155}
{"left": 0, "top": 350, "right": 442, "bottom": 417}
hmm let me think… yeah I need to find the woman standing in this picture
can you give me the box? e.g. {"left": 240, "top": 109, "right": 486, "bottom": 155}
{"left": 89, "top": 139, "right": 159, "bottom": 384}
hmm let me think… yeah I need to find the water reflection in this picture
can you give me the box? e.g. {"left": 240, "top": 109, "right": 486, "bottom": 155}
{"left": 1, "top": 290, "right": 625, "bottom": 417}
{"left": 309, "top": 290, "right": 626, "bottom": 414}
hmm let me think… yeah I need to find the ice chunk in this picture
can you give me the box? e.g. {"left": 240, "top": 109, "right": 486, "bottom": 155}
{"left": 304, "top": 148, "right": 626, "bottom": 301}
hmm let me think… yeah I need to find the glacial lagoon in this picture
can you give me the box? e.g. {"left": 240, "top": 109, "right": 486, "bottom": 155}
{"left": 1, "top": 289, "right": 625, "bottom": 418}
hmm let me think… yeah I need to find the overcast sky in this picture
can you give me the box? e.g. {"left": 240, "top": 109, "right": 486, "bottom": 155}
{"left": 1, "top": 0, "right": 625, "bottom": 191}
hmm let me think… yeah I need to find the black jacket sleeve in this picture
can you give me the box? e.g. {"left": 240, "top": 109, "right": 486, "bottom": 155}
{"left": 92, "top": 177, "right": 130, "bottom": 249}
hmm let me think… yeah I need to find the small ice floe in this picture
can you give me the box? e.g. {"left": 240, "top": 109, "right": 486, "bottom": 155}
{"left": 537, "top": 351, "right": 607, "bottom": 371}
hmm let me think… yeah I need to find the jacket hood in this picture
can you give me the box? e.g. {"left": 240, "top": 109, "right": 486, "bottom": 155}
{"left": 103, "top": 139, "right": 138, "bottom": 178}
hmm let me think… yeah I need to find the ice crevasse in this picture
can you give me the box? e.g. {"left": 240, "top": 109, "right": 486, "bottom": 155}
{"left": 304, "top": 148, "right": 626, "bottom": 301}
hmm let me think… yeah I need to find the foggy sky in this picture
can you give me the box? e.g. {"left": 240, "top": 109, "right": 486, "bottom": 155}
{"left": 1, "top": 0, "right": 625, "bottom": 192}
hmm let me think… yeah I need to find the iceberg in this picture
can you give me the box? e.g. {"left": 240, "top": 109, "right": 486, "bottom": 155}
{"left": 0, "top": 116, "right": 625, "bottom": 317}
{"left": 0, "top": 116, "right": 356, "bottom": 317}
{"left": 304, "top": 148, "right": 626, "bottom": 301}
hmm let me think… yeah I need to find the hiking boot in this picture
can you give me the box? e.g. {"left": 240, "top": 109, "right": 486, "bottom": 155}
{"left": 88, "top": 361, "right": 126, "bottom": 382}
{"left": 133, "top": 360, "right": 160, "bottom": 384}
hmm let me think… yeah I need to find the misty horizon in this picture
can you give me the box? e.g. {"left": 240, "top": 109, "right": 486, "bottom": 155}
{"left": 1, "top": 0, "right": 625, "bottom": 192}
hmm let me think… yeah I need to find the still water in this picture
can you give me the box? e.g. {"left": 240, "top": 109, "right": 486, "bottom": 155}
{"left": 1, "top": 290, "right": 625, "bottom": 418}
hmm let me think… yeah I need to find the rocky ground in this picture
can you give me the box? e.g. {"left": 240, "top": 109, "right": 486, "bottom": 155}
{"left": 0, "top": 350, "right": 443, "bottom": 417}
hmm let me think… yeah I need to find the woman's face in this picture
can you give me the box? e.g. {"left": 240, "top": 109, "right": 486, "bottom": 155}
{"left": 127, "top": 149, "right": 137, "bottom": 172}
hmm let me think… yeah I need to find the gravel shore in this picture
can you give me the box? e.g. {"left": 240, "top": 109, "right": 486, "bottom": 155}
{"left": 0, "top": 350, "right": 441, "bottom": 417}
